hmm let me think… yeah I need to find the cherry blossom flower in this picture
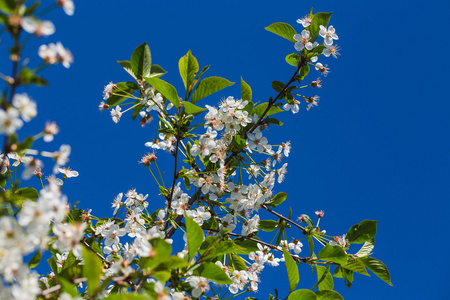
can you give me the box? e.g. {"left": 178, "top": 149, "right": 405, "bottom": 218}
{"left": 297, "top": 15, "right": 313, "bottom": 27}
{"left": 103, "top": 82, "right": 116, "bottom": 100}
{"left": 0, "top": 107, "right": 23, "bottom": 134}
{"left": 305, "top": 95, "right": 320, "bottom": 111}
{"left": 55, "top": 42, "right": 74, "bottom": 68}
{"left": 39, "top": 43, "right": 58, "bottom": 64}
{"left": 56, "top": 0, "right": 75, "bottom": 16}
{"left": 319, "top": 25, "right": 339, "bottom": 46}
{"left": 283, "top": 99, "right": 300, "bottom": 114}
{"left": 111, "top": 106, "right": 122, "bottom": 123}
{"left": 12, "top": 93, "right": 37, "bottom": 122}
{"left": 323, "top": 44, "right": 340, "bottom": 58}
{"left": 43, "top": 121, "right": 59, "bottom": 142}
{"left": 293, "top": 30, "right": 318, "bottom": 51}
{"left": 58, "top": 167, "right": 79, "bottom": 178}
{"left": 21, "top": 17, "right": 55, "bottom": 36}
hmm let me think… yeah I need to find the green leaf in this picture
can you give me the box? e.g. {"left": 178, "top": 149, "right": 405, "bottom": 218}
{"left": 130, "top": 42, "right": 151, "bottom": 80}
{"left": 228, "top": 253, "right": 247, "bottom": 271}
{"left": 103, "top": 294, "right": 149, "bottom": 300}
{"left": 271, "top": 81, "right": 285, "bottom": 93}
{"left": 24, "top": 1, "right": 40, "bottom": 16}
{"left": 318, "top": 245, "right": 347, "bottom": 265}
{"left": 140, "top": 238, "right": 172, "bottom": 270}
{"left": 265, "top": 22, "right": 297, "bottom": 43}
{"left": 266, "top": 192, "right": 287, "bottom": 207}
{"left": 258, "top": 220, "right": 278, "bottom": 232}
{"left": 181, "top": 101, "right": 206, "bottom": 116}
{"left": 16, "top": 187, "right": 39, "bottom": 201}
{"left": 153, "top": 256, "right": 189, "bottom": 272}
{"left": 145, "top": 77, "right": 180, "bottom": 109}
{"left": 285, "top": 52, "right": 301, "bottom": 67}
{"left": 266, "top": 117, "right": 283, "bottom": 126}
{"left": 283, "top": 248, "right": 299, "bottom": 292}
{"left": 315, "top": 290, "right": 344, "bottom": 300}
{"left": 359, "top": 257, "right": 393, "bottom": 286}
{"left": 47, "top": 257, "right": 58, "bottom": 274}
{"left": 117, "top": 60, "right": 137, "bottom": 80}
{"left": 355, "top": 238, "right": 375, "bottom": 257}
{"left": 149, "top": 64, "right": 167, "bottom": 78}
{"left": 191, "top": 76, "right": 234, "bottom": 104}
{"left": 57, "top": 277, "right": 78, "bottom": 298}
{"left": 346, "top": 220, "right": 377, "bottom": 244}
{"left": 316, "top": 265, "right": 334, "bottom": 291}
{"left": 179, "top": 50, "right": 199, "bottom": 91}
{"left": 186, "top": 215, "right": 204, "bottom": 260}
{"left": 309, "top": 12, "right": 333, "bottom": 43}
{"left": 152, "top": 271, "right": 171, "bottom": 282}
{"left": 203, "top": 241, "right": 248, "bottom": 260}
{"left": 19, "top": 68, "right": 48, "bottom": 87}
{"left": 241, "top": 77, "right": 252, "bottom": 101}
{"left": 193, "top": 262, "right": 232, "bottom": 284}
{"left": 301, "top": 214, "right": 314, "bottom": 228}
{"left": 343, "top": 258, "right": 369, "bottom": 276}
{"left": 82, "top": 246, "right": 103, "bottom": 295}
{"left": 28, "top": 249, "right": 41, "bottom": 268}
{"left": 106, "top": 81, "right": 138, "bottom": 106}
{"left": 131, "top": 103, "right": 144, "bottom": 120}
{"left": 288, "top": 289, "right": 317, "bottom": 300}
{"left": 0, "top": 0, "right": 16, "bottom": 13}
{"left": 299, "top": 63, "right": 310, "bottom": 80}
{"left": 252, "top": 102, "right": 283, "bottom": 118}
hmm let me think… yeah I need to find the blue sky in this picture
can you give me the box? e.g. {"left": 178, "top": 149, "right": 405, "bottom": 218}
{"left": 2, "top": 0, "right": 449, "bottom": 299}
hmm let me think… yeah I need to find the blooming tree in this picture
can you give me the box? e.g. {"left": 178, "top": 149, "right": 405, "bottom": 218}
{"left": 0, "top": 2, "right": 391, "bottom": 300}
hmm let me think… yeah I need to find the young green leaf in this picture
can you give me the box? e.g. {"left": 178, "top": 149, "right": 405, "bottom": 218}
{"left": 117, "top": 60, "right": 137, "bottom": 80}
{"left": 266, "top": 192, "right": 287, "bottom": 207}
{"left": 145, "top": 77, "right": 180, "bottom": 109}
{"left": 355, "top": 238, "right": 375, "bottom": 257}
{"left": 283, "top": 248, "right": 299, "bottom": 292}
{"left": 252, "top": 102, "right": 283, "bottom": 118}
{"left": 241, "top": 77, "right": 252, "bottom": 101}
{"left": 28, "top": 249, "right": 41, "bottom": 268}
{"left": 318, "top": 245, "right": 348, "bottom": 265}
{"left": 343, "top": 258, "right": 369, "bottom": 276}
{"left": 315, "top": 290, "right": 344, "bottom": 300}
{"left": 185, "top": 215, "right": 204, "bottom": 260}
{"left": 82, "top": 246, "right": 103, "bottom": 295}
{"left": 191, "top": 76, "right": 234, "bottom": 104}
{"left": 265, "top": 22, "right": 297, "bottom": 43}
{"left": 148, "top": 64, "right": 167, "bottom": 78}
{"left": 130, "top": 42, "right": 151, "bottom": 80}
{"left": 179, "top": 50, "right": 199, "bottom": 91}
{"left": 346, "top": 220, "right": 377, "bottom": 244}
{"left": 285, "top": 52, "right": 302, "bottom": 67}
{"left": 181, "top": 101, "right": 207, "bottom": 116}
{"left": 103, "top": 294, "right": 149, "bottom": 300}
{"left": 152, "top": 256, "right": 189, "bottom": 272}
{"left": 359, "top": 257, "right": 393, "bottom": 286}
{"left": 258, "top": 220, "right": 278, "bottom": 232}
{"left": 298, "top": 63, "right": 310, "bottom": 80}
{"left": 193, "top": 262, "right": 232, "bottom": 284}
{"left": 15, "top": 187, "right": 39, "bottom": 201}
{"left": 57, "top": 277, "right": 78, "bottom": 298}
{"left": 0, "top": 0, "right": 16, "bottom": 13}
{"left": 315, "top": 265, "right": 334, "bottom": 291}
{"left": 228, "top": 253, "right": 247, "bottom": 271}
{"left": 288, "top": 289, "right": 317, "bottom": 300}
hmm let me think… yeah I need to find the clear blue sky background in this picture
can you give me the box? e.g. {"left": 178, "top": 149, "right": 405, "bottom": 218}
{"left": 2, "top": 0, "right": 449, "bottom": 299}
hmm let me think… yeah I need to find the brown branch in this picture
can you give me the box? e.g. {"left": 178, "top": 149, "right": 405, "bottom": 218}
{"left": 262, "top": 204, "right": 305, "bottom": 232}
